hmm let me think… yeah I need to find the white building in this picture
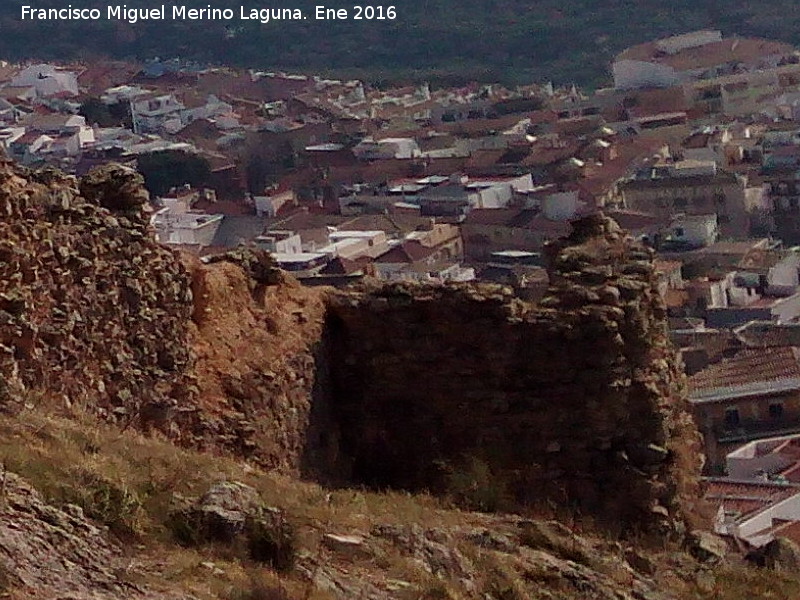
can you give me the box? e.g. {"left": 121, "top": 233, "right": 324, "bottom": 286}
{"left": 131, "top": 93, "right": 185, "bottom": 134}
{"left": 541, "top": 190, "right": 580, "bottom": 221}
{"left": 708, "top": 434, "right": 800, "bottom": 547}
{"left": 254, "top": 230, "right": 303, "bottom": 254}
{"left": 353, "top": 137, "right": 421, "bottom": 160}
{"left": 613, "top": 31, "right": 796, "bottom": 90}
{"left": 11, "top": 64, "right": 79, "bottom": 98}
{"left": 100, "top": 85, "right": 151, "bottom": 105}
{"left": 327, "top": 230, "right": 390, "bottom": 258}
{"left": 151, "top": 209, "right": 223, "bottom": 246}
{"left": 181, "top": 95, "right": 234, "bottom": 125}
{"left": 271, "top": 252, "right": 329, "bottom": 274}
{"left": 0, "top": 127, "right": 26, "bottom": 151}
{"left": 666, "top": 213, "right": 719, "bottom": 249}
{"left": 254, "top": 188, "right": 296, "bottom": 217}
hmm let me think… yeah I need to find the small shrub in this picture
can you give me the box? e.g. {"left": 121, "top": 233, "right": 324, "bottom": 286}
{"left": 227, "top": 571, "right": 293, "bottom": 600}
{"left": 420, "top": 580, "right": 458, "bottom": 600}
{"left": 478, "top": 556, "right": 529, "bottom": 600}
{"left": 441, "top": 456, "right": 510, "bottom": 513}
{"left": 245, "top": 511, "right": 297, "bottom": 572}
{"left": 70, "top": 473, "right": 143, "bottom": 537}
{"left": 166, "top": 504, "right": 206, "bottom": 547}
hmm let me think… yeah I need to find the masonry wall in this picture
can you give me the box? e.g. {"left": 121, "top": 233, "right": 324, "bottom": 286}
{"left": 0, "top": 162, "right": 197, "bottom": 429}
{"left": 0, "top": 158, "right": 705, "bottom": 536}
{"left": 320, "top": 216, "right": 705, "bottom": 534}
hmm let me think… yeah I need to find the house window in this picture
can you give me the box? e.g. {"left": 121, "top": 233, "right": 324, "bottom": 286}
{"left": 769, "top": 403, "right": 784, "bottom": 419}
{"left": 724, "top": 408, "right": 741, "bottom": 428}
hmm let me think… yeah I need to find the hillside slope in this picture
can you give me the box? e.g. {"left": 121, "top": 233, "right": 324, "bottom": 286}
{"left": 1, "top": 406, "right": 797, "bottom": 600}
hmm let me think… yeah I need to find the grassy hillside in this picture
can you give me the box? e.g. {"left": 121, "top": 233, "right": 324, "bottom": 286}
{"left": 2, "top": 0, "right": 800, "bottom": 86}
{"left": 3, "top": 400, "right": 800, "bottom": 599}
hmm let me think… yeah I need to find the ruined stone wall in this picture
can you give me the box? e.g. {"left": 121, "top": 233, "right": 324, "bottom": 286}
{"left": 0, "top": 159, "right": 704, "bottom": 535}
{"left": 184, "top": 252, "right": 329, "bottom": 467}
{"left": 0, "top": 162, "right": 197, "bottom": 431}
{"left": 322, "top": 216, "right": 704, "bottom": 534}
{"left": 0, "top": 160, "right": 330, "bottom": 462}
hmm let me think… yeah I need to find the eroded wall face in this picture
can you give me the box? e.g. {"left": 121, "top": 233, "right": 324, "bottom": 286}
{"left": 0, "top": 164, "right": 196, "bottom": 430}
{"left": 321, "top": 218, "right": 703, "bottom": 534}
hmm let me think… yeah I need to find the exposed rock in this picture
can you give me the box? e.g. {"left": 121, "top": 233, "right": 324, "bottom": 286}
{"left": 465, "top": 528, "right": 518, "bottom": 553}
{"left": 519, "top": 520, "right": 594, "bottom": 566}
{"left": 79, "top": 163, "right": 149, "bottom": 214}
{"left": 749, "top": 537, "right": 800, "bottom": 573}
{"left": 201, "top": 247, "right": 283, "bottom": 286}
{"left": 170, "top": 481, "right": 263, "bottom": 543}
{"left": 0, "top": 472, "right": 148, "bottom": 599}
{"left": 625, "top": 547, "right": 657, "bottom": 575}
{"left": 199, "top": 480, "right": 264, "bottom": 516}
{"left": 322, "top": 533, "right": 370, "bottom": 558}
{"left": 686, "top": 530, "right": 728, "bottom": 564}
{"left": 563, "top": 212, "right": 624, "bottom": 244}
{"left": 168, "top": 481, "right": 295, "bottom": 571}
{"left": 371, "top": 524, "right": 475, "bottom": 583}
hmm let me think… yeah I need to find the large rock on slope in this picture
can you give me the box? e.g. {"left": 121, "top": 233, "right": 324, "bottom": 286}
{"left": 0, "top": 472, "right": 150, "bottom": 599}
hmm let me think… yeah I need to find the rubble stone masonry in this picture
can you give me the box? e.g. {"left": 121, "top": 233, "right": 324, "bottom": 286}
{"left": 0, "top": 161, "right": 704, "bottom": 536}
{"left": 322, "top": 215, "right": 705, "bottom": 534}
{"left": 0, "top": 162, "right": 197, "bottom": 434}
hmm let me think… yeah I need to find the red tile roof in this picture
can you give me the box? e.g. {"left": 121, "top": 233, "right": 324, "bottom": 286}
{"left": 522, "top": 140, "right": 582, "bottom": 166}
{"left": 689, "top": 347, "right": 800, "bottom": 393}
{"left": 374, "top": 241, "right": 436, "bottom": 264}
{"left": 738, "top": 247, "right": 786, "bottom": 271}
{"left": 606, "top": 209, "right": 661, "bottom": 232}
{"left": 705, "top": 479, "right": 799, "bottom": 520}
{"left": 463, "top": 208, "right": 532, "bottom": 227}
{"left": 735, "top": 323, "right": 800, "bottom": 349}
{"left": 434, "top": 114, "right": 528, "bottom": 137}
{"left": 617, "top": 38, "right": 794, "bottom": 73}
{"left": 77, "top": 62, "right": 142, "bottom": 95}
{"left": 766, "top": 520, "right": 800, "bottom": 544}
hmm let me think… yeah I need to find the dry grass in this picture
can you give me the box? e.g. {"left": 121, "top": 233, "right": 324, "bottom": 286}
{"left": 0, "top": 404, "right": 474, "bottom": 598}
{"left": 0, "top": 404, "right": 466, "bottom": 536}
{"left": 690, "top": 564, "right": 800, "bottom": 599}
{"left": 2, "top": 403, "right": 800, "bottom": 600}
